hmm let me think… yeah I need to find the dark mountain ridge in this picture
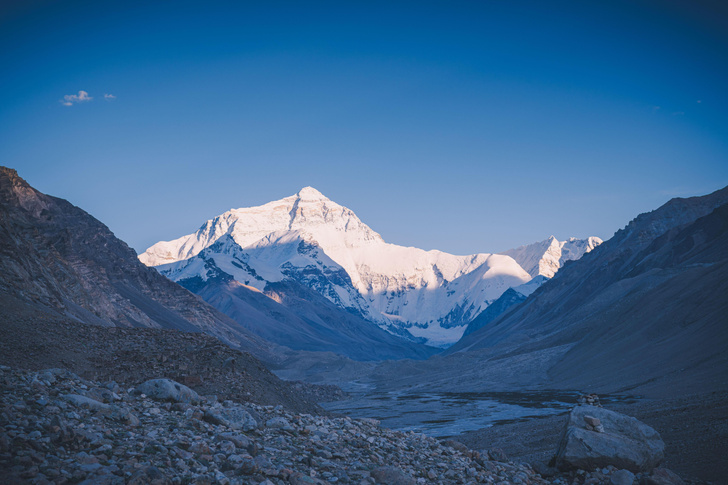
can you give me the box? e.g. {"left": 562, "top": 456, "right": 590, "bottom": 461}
{"left": 424, "top": 186, "right": 728, "bottom": 397}
{"left": 0, "top": 166, "right": 275, "bottom": 357}
{"left": 450, "top": 186, "right": 728, "bottom": 354}
{"left": 461, "top": 288, "right": 527, "bottom": 338}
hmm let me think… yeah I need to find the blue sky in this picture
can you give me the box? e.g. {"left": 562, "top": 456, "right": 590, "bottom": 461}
{"left": 1, "top": 1, "right": 726, "bottom": 254}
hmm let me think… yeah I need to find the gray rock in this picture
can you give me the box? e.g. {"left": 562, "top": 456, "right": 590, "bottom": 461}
{"left": 127, "top": 465, "right": 171, "bottom": 485}
{"left": 370, "top": 466, "right": 416, "bottom": 485}
{"left": 488, "top": 448, "right": 509, "bottom": 462}
{"left": 217, "top": 440, "right": 236, "bottom": 454}
{"left": 61, "top": 394, "right": 111, "bottom": 413}
{"left": 217, "top": 432, "right": 252, "bottom": 449}
{"left": 642, "top": 468, "right": 686, "bottom": 485}
{"left": 136, "top": 379, "right": 200, "bottom": 404}
{"left": 108, "top": 405, "right": 140, "bottom": 426}
{"left": 584, "top": 415, "right": 601, "bottom": 427}
{"left": 554, "top": 405, "right": 665, "bottom": 473}
{"left": 77, "top": 474, "right": 123, "bottom": 485}
{"left": 265, "top": 417, "right": 290, "bottom": 429}
{"left": 611, "top": 469, "right": 636, "bottom": 485}
{"left": 441, "top": 439, "right": 470, "bottom": 454}
{"left": 289, "top": 473, "right": 327, "bottom": 485}
{"left": 204, "top": 406, "right": 257, "bottom": 431}
{"left": 532, "top": 461, "right": 558, "bottom": 478}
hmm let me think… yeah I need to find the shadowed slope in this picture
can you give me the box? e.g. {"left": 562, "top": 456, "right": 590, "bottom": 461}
{"left": 444, "top": 186, "right": 728, "bottom": 396}
{"left": 190, "top": 277, "right": 438, "bottom": 361}
{"left": 0, "top": 167, "right": 275, "bottom": 357}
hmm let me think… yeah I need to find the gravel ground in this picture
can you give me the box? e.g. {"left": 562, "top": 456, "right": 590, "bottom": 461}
{"left": 0, "top": 366, "right": 566, "bottom": 485}
{"left": 0, "top": 296, "right": 344, "bottom": 414}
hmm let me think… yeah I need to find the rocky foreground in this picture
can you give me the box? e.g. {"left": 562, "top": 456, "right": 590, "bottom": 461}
{"left": 1, "top": 366, "right": 691, "bottom": 485}
{"left": 0, "top": 296, "right": 344, "bottom": 415}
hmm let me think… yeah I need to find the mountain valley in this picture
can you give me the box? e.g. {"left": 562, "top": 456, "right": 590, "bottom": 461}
{"left": 1, "top": 166, "right": 726, "bottom": 483}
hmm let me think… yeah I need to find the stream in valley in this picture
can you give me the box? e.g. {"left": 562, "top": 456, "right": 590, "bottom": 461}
{"left": 321, "top": 387, "right": 640, "bottom": 438}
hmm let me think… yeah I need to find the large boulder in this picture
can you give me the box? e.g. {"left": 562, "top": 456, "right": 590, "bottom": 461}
{"left": 136, "top": 379, "right": 200, "bottom": 404}
{"left": 642, "top": 468, "right": 686, "bottom": 485}
{"left": 62, "top": 394, "right": 111, "bottom": 412}
{"left": 553, "top": 405, "right": 664, "bottom": 473}
{"left": 204, "top": 406, "right": 258, "bottom": 431}
{"left": 370, "top": 466, "right": 416, "bottom": 485}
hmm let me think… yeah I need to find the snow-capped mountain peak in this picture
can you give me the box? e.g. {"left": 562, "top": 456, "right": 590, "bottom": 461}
{"left": 139, "top": 187, "right": 384, "bottom": 267}
{"left": 501, "top": 235, "right": 602, "bottom": 278}
{"left": 296, "top": 186, "right": 328, "bottom": 201}
{"left": 140, "top": 188, "right": 537, "bottom": 346}
{"left": 140, "top": 189, "right": 602, "bottom": 347}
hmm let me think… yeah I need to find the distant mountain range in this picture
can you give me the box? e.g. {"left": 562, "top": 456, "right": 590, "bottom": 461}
{"left": 2, "top": 165, "right": 725, "bottom": 399}
{"left": 141, "top": 187, "right": 599, "bottom": 346}
{"left": 501, "top": 236, "right": 602, "bottom": 278}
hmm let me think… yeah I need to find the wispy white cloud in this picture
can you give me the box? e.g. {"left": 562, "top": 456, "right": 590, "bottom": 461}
{"left": 104, "top": 93, "right": 116, "bottom": 100}
{"left": 60, "top": 90, "right": 93, "bottom": 106}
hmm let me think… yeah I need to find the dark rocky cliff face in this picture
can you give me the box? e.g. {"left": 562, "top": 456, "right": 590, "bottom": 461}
{"left": 0, "top": 167, "right": 273, "bottom": 356}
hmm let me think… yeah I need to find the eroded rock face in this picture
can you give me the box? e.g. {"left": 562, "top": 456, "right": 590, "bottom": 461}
{"left": 554, "top": 405, "right": 665, "bottom": 473}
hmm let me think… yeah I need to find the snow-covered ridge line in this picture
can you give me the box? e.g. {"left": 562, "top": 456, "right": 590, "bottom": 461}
{"left": 141, "top": 187, "right": 599, "bottom": 346}
{"left": 501, "top": 236, "right": 603, "bottom": 278}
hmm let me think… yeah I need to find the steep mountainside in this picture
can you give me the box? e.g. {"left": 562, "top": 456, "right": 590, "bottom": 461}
{"left": 501, "top": 236, "right": 602, "bottom": 278}
{"left": 437, "top": 186, "right": 728, "bottom": 395}
{"left": 461, "top": 276, "right": 548, "bottom": 337}
{"left": 188, "top": 277, "right": 437, "bottom": 361}
{"left": 141, "top": 187, "right": 536, "bottom": 346}
{"left": 0, "top": 167, "right": 274, "bottom": 357}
